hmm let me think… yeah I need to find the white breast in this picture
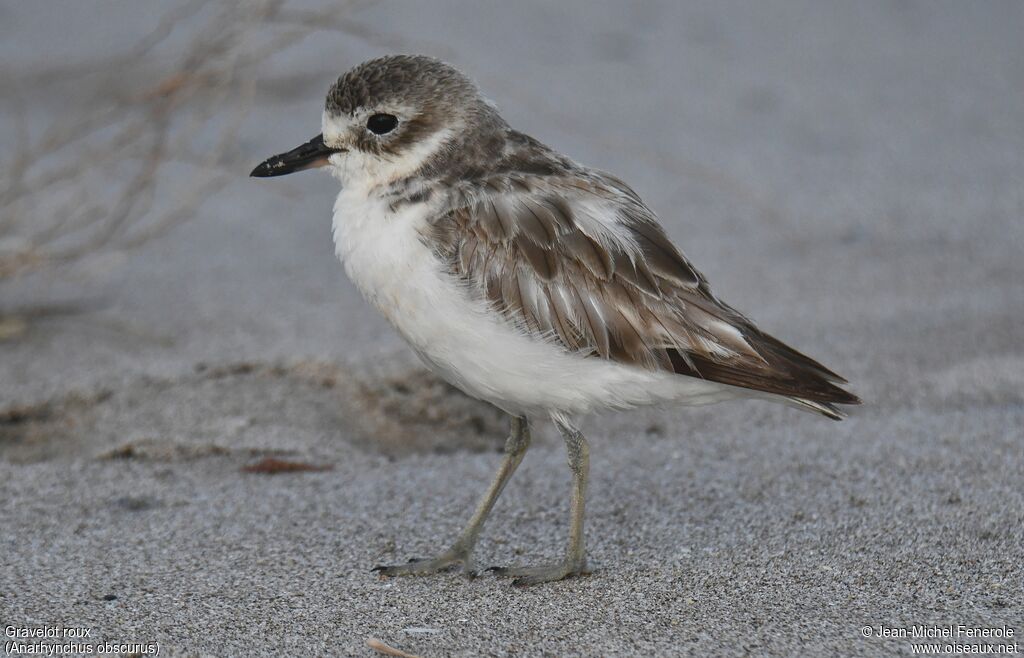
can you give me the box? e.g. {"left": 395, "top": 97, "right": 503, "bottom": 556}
{"left": 331, "top": 186, "right": 736, "bottom": 418}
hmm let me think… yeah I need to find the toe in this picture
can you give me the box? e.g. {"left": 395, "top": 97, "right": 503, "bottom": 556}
{"left": 487, "top": 561, "right": 587, "bottom": 585}
{"left": 370, "top": 552, "right": 469, "bottom": 578}
{"left": 509, "top": 568, "right": 571, "bottom": 586}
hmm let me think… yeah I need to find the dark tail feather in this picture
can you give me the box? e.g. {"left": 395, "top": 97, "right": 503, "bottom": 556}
{"left": 668, "top": 348, "right": 860, "bottom": 406}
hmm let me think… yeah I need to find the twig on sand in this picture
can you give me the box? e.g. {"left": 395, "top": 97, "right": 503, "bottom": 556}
{"left": 366, "top": 638, "right": 421, "bottom": 658}
{"left": 241, "top": 456, "right": 333, "bottom": 474}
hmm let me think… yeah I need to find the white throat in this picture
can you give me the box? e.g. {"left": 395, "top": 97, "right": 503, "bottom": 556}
{"left": 325, "top": 127, "right": 454, "bottom": 192}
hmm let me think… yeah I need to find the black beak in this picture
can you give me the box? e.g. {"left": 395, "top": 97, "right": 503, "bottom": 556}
{"left": 249, "top": 134, "right": 343, "bottom": 177}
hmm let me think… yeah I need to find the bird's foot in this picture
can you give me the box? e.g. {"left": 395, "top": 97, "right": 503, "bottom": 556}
{"left": 488, "top": 558, "right": 590, "bottom": 586}
{"left": 372, "top": 545, "right": 477, "bottom": 579}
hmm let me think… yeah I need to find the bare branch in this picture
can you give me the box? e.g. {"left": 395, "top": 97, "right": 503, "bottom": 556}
{"left": 0, "top": 0, "right": 391, "bottom": 280}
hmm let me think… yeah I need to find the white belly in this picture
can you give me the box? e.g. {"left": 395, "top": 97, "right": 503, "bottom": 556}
{"left": 331, "top": 189, "right": 735, "bottom": 417}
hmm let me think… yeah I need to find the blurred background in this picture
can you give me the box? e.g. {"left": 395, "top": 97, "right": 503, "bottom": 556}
{"left": 5, "top": 0, "right": 1020, "bottom": 402}
{"left": 1, "top": 1, "right": 1022, "bottom": 656}
{"left": 2, "top": 1, "right": 1022, "bottom": 403}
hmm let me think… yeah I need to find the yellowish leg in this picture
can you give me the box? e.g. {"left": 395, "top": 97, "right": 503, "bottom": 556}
{"left": 373, "top": 415, "right": 531, "bottom": 578}
{"left": 490, "top": 418, "right": 590, "bottom": 586}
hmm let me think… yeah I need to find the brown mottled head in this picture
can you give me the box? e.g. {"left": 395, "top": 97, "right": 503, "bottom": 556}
{"left": 251, "top": 55, "right": 507, "bottom": 183}
{"left": 327, "top": 55, "right": 478, "bottom": 118}
{"left": 326, "top": 55, "right": 505, "bottom": 165}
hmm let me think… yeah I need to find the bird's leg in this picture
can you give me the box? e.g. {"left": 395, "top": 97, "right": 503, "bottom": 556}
{"left": 491, "top": 418, "right": 591, "bottom": 586}
{"left": 373, "top": 415, "right": 531, "bottom": 578}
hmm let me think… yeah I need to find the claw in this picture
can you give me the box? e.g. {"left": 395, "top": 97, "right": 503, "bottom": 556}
{"left": 372, "top": 564, "right": 403, "bottom": 577}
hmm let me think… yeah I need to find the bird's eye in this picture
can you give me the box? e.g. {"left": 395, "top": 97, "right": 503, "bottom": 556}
{"left": 366, "top": 113, "right": 398, "bottom": 135}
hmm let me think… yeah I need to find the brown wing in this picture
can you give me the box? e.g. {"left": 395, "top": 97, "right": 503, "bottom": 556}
{"left": 425, "top": 171, "right": 860, "bottom": 409}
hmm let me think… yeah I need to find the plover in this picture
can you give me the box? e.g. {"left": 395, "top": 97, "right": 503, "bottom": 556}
{"left": 251, "top": 55, "right": 859, "bottom": 585}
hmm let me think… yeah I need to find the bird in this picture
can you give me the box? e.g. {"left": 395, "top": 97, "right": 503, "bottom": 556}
{"left": 250, "top": 54, "right": 860, "bottom": 586}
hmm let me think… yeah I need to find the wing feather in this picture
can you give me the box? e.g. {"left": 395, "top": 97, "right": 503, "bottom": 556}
{"left": 422, "top": 147, "right": 859, "bottom": 409}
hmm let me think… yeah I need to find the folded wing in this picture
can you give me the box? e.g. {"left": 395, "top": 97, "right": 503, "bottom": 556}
{"left": 425, "top": 168, "right": 860, "bottom": 412}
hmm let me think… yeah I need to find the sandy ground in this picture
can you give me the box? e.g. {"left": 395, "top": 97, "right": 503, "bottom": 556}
{"left": 2, "top": 1, "right": 1023, "bottom": 656}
